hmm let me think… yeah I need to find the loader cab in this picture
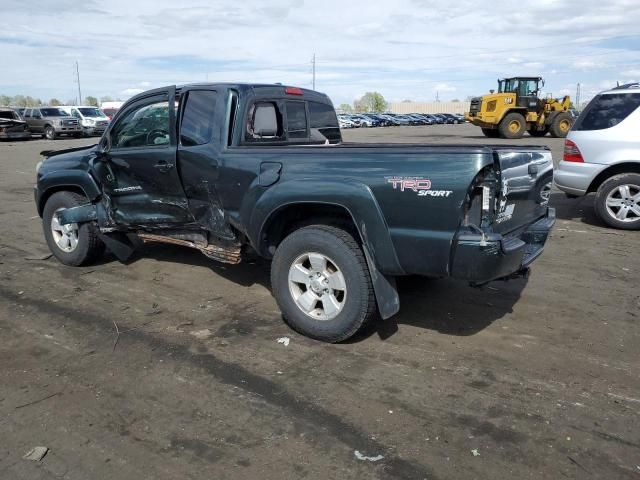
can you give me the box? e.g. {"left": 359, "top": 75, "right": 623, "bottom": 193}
{"left": 498, "top": 77, "right": 543, "bottom": 111}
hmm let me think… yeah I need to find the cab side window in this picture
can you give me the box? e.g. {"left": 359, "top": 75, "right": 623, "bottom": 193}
{"left": 110, "top": 96, "right": 170, "bottom": 148}
{"left": 285, "top": 101, "right": 308, "bottom": 140}
{"left": 244, "top": 102, "right": 283, "bottom": 143}
{"left": 308, "top": 102, "right": 341, "bottom": 144}
{"left": 71, "top": 109, "right": 82, "bottom": 119}
{"left": 180, "top": 90, "right": 216, "bottom": 146}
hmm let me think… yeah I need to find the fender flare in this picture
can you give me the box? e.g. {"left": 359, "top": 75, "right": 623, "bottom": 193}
{"left": 36, "top": 170, "right": 101, "bottom": 216}
{"left": 249, "top": 180, "right": 403, "bottom": 319}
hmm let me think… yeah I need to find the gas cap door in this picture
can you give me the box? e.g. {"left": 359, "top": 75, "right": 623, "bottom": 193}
{"left": 259, "top": 162, "right": 282, "bottom": 187}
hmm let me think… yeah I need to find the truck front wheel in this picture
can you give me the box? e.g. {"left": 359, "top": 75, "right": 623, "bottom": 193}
{"left": 498, "top": 112, "right": 526, "bottom": 139}
{"left": 271, "top": 225, "right": 376, "bottom": 342}
{"left": 42, "top": 191, "right": 105, "bottom": 266}
{"left": 44, "top": 126, "right": 57, "bottom": 140}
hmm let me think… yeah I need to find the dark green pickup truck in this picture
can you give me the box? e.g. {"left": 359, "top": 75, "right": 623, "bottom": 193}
{"left": 34, "top": 83, "right": 554, "bottom": 342}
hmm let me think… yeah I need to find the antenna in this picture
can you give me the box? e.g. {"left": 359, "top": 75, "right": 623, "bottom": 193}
{"left": 75, "top": 61, "right": 82, "bottom": 105}
{"left": 312, "top": 53, "right": 316, "bottom": 90}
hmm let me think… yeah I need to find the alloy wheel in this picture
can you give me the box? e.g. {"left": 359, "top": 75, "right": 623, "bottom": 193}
{"left": 288, "top": 252, "right": 346, "bottom": 321}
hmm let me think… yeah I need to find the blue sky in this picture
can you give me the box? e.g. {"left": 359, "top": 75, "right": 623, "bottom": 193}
{"left": 1, "top": 0, "right": 639, "bottom": 106}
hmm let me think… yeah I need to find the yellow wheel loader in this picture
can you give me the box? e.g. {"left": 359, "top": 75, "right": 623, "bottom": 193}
{"left": 465, "top": 77, "right": 573, "bottom": 139}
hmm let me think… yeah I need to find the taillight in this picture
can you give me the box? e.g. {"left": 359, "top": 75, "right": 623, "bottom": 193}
{"left": 563, "top": 139, "right": 583, "bottom": 162}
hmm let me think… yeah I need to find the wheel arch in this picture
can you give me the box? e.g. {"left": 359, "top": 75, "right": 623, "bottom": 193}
{"left": 587, "top": 162, "right": 640, "bottom": 193}
{"left": 251, "top": 182, "right": 403, "bottom": 319}
{"left": 37, "top": 171, "right": 101, "bottom": 216}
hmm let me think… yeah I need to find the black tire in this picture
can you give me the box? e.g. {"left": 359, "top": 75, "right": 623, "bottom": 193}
{"left": 42, "top": 191, "right": 105, "bottom": 266}
{"left": 594, "top": 173, "right": 640, "bottom": 230}
{"left": 481, "top": 128, "right": 500, "bottom": 138}
{"left": 549, "top": 112, "right": 573, "bottom": 138}
{"left": 498, "top": 112, "right": 526, "bottom": 139}
{"left": 44, "top": 125, "right": 56, "bottom": 140}
{"left": 528, "top": 128, "right": 548, "bottom": 137}
{"left": 271, "top": 225, "right": 376, "bottom": 343}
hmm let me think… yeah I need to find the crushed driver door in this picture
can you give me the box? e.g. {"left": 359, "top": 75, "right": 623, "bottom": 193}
{"left": 93, "top": 86, "right": 195, "bottom": 228}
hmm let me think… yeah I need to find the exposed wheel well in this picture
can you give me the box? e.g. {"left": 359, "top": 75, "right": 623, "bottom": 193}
{"left": 587, "top": 163, "right": 640, "bottom": 193}
{"left": 38, "top": 185, "right": 87, "bottom": 216}
{"left": 260, "top": 203, "right": 360, "bottom": 257}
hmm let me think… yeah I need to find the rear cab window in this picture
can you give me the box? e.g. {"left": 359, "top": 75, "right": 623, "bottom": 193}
{"left": 574, "top": 92, "right": 640, "bottom": 131}
{"left": 242, "top": 97, "right": 340, "bottom": 146}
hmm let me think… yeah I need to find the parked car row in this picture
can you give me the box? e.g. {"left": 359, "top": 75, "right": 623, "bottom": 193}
{"left": 338, "top": 112, "right": 466, "bottom": 128}
{"left": 0, "top": 105, "right": 112, "bottom": 140}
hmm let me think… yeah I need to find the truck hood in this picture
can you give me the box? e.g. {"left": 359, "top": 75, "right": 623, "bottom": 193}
{"left": 43, "top": 115, "right": 77, "bottom": 121}
{"left": 39, "top": 144, "right": 98, "bottom": 174}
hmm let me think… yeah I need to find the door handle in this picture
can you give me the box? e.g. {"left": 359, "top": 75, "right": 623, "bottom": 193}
{"left": 154, "top": 160, "right": 174, "bottom": 173}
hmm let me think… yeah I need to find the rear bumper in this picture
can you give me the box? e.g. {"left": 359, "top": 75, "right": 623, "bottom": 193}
{"left": 554, "top": 160, "right": 606, "bottom": 196}
{"left": 451, "top": 208, "right": 555, "bottom": 284}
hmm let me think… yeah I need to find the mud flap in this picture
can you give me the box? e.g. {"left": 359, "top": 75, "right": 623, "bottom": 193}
{"left": 362, "top": 244, "right": 400, "bottom": 319}
{"left": 97, "top": 232, "right": 136, "bottom": 262}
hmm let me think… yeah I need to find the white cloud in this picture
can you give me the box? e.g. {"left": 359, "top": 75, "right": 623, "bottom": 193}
{"left": 121, "top": 88, "right": 145, "bottom": 97}
{"left": 1, "top": 0, "right": 639, "bottom": 105}
{"left": 572, "top": 60, "right": 598, "bottom": 69}
{"left": 433, "top": 83, "right": 456, "bottom": 93}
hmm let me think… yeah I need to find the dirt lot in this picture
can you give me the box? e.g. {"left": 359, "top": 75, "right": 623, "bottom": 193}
{"left": 1, "top": 124, "right": 638, "bottom": 479}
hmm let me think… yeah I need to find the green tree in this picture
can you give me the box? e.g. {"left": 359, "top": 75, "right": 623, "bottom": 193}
{"left": 12, "top": 95, "right": 26, "bottom": 107}
{"left": 451, "top": 98, "right": 460, "bottom": 102}
{"left": 99, "top": 95, "right": 113, "bottom": 104}
{"left": 0, "top": 95, "right": 11, "bottom": 106}
{"left": 25, "top": 96, "right": 39, "bottom": 107}
{"left": 355, "top": 92, "right": 387, "bottom": 113}
{"left": 85, "top": 96, "right": 98, "bottom": 106}
{"left": 49, "top": 98, "right": 62, "bottom": 106}
{"left": 338, "top": 103, "right": 353, "bottom": 113}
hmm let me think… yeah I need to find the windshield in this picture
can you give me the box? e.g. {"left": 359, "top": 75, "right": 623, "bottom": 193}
{"left": 40, "top": 108, "right": 68, "bottom": 117}
{"left": 78, "top": 107, "right": 106, "bottom": 118}
{"left": 0, "top": 111, "right": 19, "bottom": 120}
{"left": 499, "top": 79, "right": 538, "bottom": 95}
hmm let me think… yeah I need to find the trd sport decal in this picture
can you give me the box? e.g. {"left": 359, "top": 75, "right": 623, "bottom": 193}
{"left": 386, "top": 177, "right": 452, "bottom": 198}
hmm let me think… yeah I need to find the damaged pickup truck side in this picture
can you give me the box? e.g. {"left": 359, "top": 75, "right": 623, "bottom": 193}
{"left": 35, "top": 83, "right": 555, "bottom": 342}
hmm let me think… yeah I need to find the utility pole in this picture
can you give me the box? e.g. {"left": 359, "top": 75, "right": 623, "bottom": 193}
{"left": 576, "top": 83, "right": 581, "bottom": 110}
{"left": 75, "top": 61, "right": 82, "bottom": 105}
{"left": 312, "top": 53, "right": 316, "bottom": 90}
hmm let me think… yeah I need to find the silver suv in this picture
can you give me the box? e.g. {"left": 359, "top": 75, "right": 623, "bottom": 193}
{"left": 23, "top": 107, "right": 82, "bottom": 140}
{"left": 555, "top": 83, "right": 640, "bottom": 229}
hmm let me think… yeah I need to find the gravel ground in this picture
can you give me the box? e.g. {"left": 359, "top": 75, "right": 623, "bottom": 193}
{"left": 0, "top": 124, "right": 638, "bottom": 479}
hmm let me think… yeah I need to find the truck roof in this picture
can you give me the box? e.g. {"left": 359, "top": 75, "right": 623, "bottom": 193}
{"left": 128, "top": 83, "right": 332, "bottom": 105}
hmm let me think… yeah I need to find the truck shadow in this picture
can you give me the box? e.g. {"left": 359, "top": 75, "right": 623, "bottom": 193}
{"left": 354, "top": 275, "right": 527, "bottom": 342}
{"left": 127, "top": 243, "right": 527, "bottom": 341}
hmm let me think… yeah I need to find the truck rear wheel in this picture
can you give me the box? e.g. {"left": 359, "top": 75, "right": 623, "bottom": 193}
{"left": 481, "top": 128, "right": 499, "bottom": 138}
{"left": 42, "top": 191, "right": 105, "bottom": 266}
{"left": 549, "top": 112, "right": 572, "bottom": 138}
{"left": 271, "top": 225, "right": 376, "bottom": 343}
{"left": 498, "top": 112, "right": 526, "bottom": 139}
